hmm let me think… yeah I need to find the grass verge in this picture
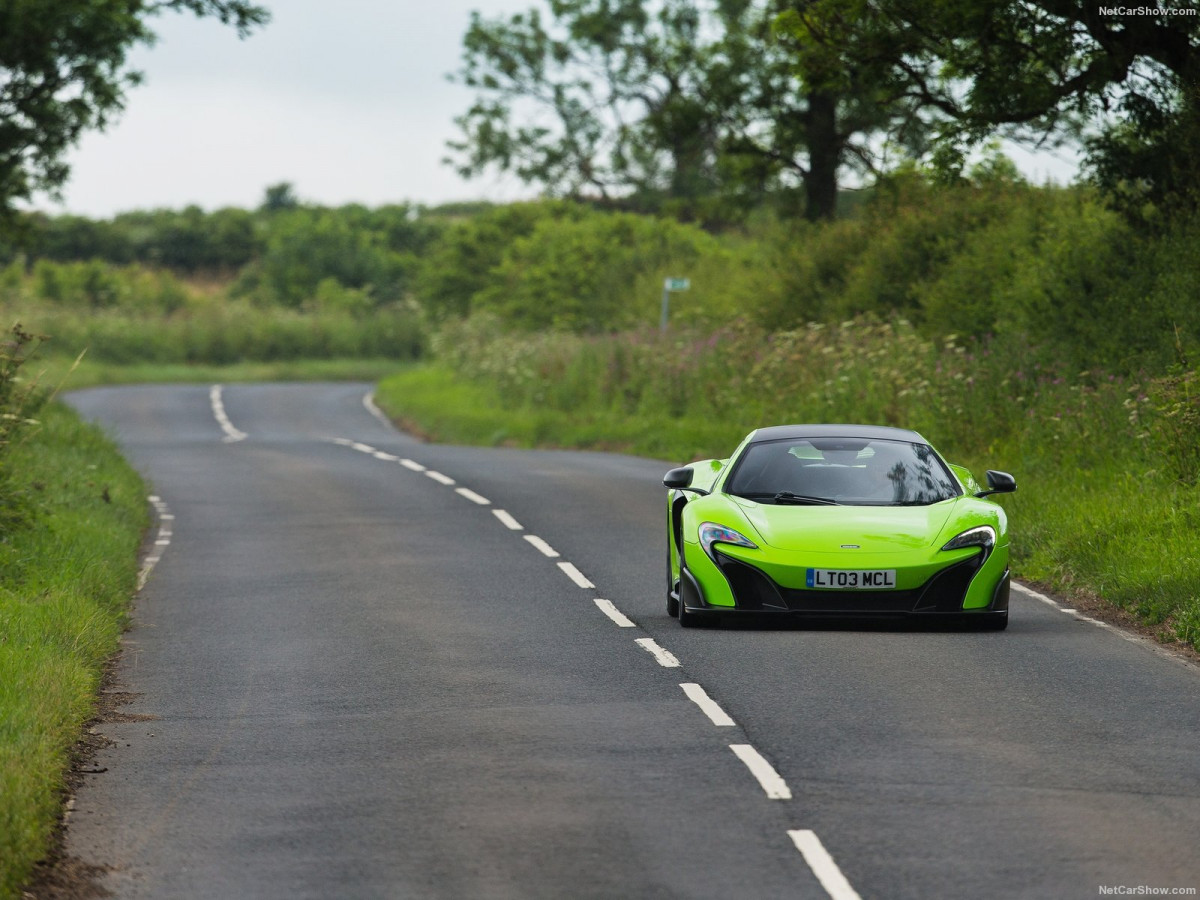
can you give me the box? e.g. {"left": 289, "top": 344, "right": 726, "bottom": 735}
{"left": 28, "top": 355, "right": 407, "bottom": 392}
{"left": 0, "top": 402, "right": 147, "bottom": 899}
{"left": 376, "top": 362, "right": 1200, "bottom": 652}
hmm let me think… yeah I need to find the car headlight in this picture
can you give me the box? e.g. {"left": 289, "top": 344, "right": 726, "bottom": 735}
{"left": 941, "top": 525, "right": 996, "bottom": 556}
{"left": 699, "top": 522, "right": 758, "bottom": 561}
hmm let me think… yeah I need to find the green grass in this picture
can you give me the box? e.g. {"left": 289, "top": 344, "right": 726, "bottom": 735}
{"left": 0, "top": 402, "right": 147, "bottom": 899}
{"left": 30, "top": 355, "right": 409, "bottom": 392}
{"left": 376, "top": 364, "right": 738, "bottom": 459}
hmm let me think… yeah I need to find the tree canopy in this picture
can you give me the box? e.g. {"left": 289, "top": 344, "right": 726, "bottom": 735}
{"left": 447, "top": 0, "right": 927, "bottom": 221}
{"left": 0, "top": 0, "right": 269, "bottom": 218}
{"left": 779, "top": 0, "right": 1200, "bottom": 218}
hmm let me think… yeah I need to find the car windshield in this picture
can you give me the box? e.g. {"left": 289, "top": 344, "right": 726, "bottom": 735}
{"left": 724, "top": 437, "right": 961, "bottom": 506}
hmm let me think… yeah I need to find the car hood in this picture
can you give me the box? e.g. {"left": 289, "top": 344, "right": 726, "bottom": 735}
{"left": 731, "top": 497, "right": 958, "bottom": 552}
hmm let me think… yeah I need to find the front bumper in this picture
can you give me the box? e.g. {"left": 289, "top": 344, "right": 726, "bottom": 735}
{"left": 678, "top": 540, "right": 1009, "bottom": 620}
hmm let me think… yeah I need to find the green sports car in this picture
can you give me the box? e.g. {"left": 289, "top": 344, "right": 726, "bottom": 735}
{"left": 664, "top": 425, "right": 1016, "bottom": 629}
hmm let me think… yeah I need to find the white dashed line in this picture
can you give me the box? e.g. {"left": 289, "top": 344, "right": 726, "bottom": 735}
{"left": 681, "top": 683, "right": 736, "bottom": 726}
{"left": 455, "top": 487, "right": 491, "bottom": 506}
{"left": 788, "top": 831, "right": 863, "bottom": 900}
{"left": 399, "top": 459, "right": 426, "bottom": 472}
{"left": 1010, "top": 582, "right": 1189, "bottom": 663}
{"left": 373, "top": 451, "right": 400, "bottom": 462}
{"left": 138, "top": 496, "right": 173, "bottom": 591}
{"left": 635, "top": 637, "right": 681, "bottom": 668}
{"left": 557, "top": 561, "right": 594, "bottom": 589}
{"left": 524, "top": 535, "right": 561, "bottom": 558}
{"left": 209, "top": 385, "right": 247, "bottom": 443}
{"left": 332, "top": 437, "right": 355, "bottom": 446}
{"left": 730, "top": 744, "right": 791, "bottom": 800}
{"left": 425, "top": 470, "right": 456, "bottom": 486}
{"left": 351, "top": 442, "right": 376, "bottom": 454}
{"left": 492, "top": 509, "right": 523, "bottom": 530}
{"left": 593, "top": 599, "right": 636, "bottom": 628}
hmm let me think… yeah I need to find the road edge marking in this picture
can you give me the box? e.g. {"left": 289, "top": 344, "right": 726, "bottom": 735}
{"left": 209, "top": 385, "right": 247, "bottom": 443}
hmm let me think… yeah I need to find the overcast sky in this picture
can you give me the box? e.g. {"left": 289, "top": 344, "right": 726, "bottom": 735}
{"left": 38, "top": 0, "right": 537, "bottom": 217}
{"left": 37, "top": 0, "right": 1078, "bottom": 218}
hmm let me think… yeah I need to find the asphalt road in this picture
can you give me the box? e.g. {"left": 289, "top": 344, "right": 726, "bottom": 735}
{"left": 62, "top": 382, "right": 1200, "bottom": 899}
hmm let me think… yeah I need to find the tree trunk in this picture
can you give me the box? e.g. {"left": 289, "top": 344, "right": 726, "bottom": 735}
{"left": 804, "top": 88, "right": 839, "bottom": 221}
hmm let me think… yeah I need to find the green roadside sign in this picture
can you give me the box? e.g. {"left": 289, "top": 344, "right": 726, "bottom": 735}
{"left": 665, "top": 278, "right": 690, "bottom": 291}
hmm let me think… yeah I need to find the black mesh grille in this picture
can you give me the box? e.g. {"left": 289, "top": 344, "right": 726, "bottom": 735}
{"left": 715, "top": 552, "right": 983, "bottom": 614}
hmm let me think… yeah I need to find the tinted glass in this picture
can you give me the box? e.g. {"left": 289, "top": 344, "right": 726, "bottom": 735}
{"left": 725, "top": 437, "right": 961, "bottom": 506}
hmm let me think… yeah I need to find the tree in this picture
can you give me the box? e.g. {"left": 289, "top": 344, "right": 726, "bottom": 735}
{"left": 447, "top": 0, "right": 924, "bottom": 220}
{"left": 778, "top": 0, "right": 1200, "bottom": 218}
{"left": 260, "top": 181, "right": 300, "bottom": 213}
{"left": 0, "top": 0, "right": 268, "bottom": 218}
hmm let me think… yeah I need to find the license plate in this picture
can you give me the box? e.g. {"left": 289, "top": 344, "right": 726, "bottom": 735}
{"left": 806, "top": 568, "right": 896, "bottom": 589}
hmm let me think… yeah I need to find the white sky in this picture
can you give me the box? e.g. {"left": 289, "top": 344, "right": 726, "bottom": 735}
{"left": 34, "top": 0, "right": 1080, "bottom": 218}
{"left": 37, "top": 0, "right": 537, "bottom": 217}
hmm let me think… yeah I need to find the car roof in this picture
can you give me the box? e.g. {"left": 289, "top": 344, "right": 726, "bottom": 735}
{"left": 747, "top": 424, "right": 929, "bottom": 444}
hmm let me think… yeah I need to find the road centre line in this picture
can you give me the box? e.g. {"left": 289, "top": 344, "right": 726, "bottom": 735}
{"left": 788, "top": 831, "right": 863, "bottom": 900}
{"left": 524, "top": 535, "right": 560, "bottom": 558}
{"left": 351, "top": 442, "right": 376, "bottom": 454}
{"left": 399, "top": 459, "right": 426, "bottom": 472}
{"left": 593, "top": 599, "right": 636, "bottom": 628}
{"left": 455, "top": 487, "right": 491, "bottom": 506}
{"left": 208, "top": 385, "right": 247, "bottom": 443}
{"left": 373, "top": 451, "right": 400, "bottom": 462}
{"left": 424, "top": 470, "right": 456, "bottom": 486}
{"left": 492, "top": 509, "right": 523, "bottom": 530}
{"left": 730, "top": 744, "right": 792, "bottom": 800}
{"left": 556, "top": 561, "right": 594, "bottom": 589}
{"left": 635, "top": 637, "right": 681, "bottom": 668}
{"left": 681, "top": 683, "right": 736, "bottom": 726}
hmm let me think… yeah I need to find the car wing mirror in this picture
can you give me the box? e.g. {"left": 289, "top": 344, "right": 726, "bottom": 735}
{"left": 975, "top": 469, "right": 1016, "bottom": 498}
{"left": 663, "top": 466, "right": 709, "bottom": 495}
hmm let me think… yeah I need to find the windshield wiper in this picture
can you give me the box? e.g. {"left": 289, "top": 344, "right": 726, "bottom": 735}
{"left": 732, "top": 491, "right": 840, "bottom": 505}
{"left": 773, "top": 491, "right": 840, "bottom": 505}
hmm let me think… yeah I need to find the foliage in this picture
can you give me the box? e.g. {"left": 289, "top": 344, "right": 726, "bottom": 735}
{"left": 777, "top": 0, "right": 1200, "bottom": 219}
{"left": 0, "top": 323, "right": 44, "bottom": 535}
{"left": 1, "top": 260, "right": 425, "bottom": 364}
{"left": 0, "top": 0, "right": 268, "bottom": 216}
{"left": 1143, "top": 352, "right": 1200, "bottom": 486}
{"left": 449, "top": 0, "right": 924, "bottom": 220}
{"left": 415, "top": 202, "right": 577, "bottom": 321}
{"left": 232, "top": 205, "right": 434, "bottom": 308}
{"left": 471, "top": 209, "right": 728, "bottom": 331}
{"left": 0, "top": 402, "right": 146, "bottom": 899}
